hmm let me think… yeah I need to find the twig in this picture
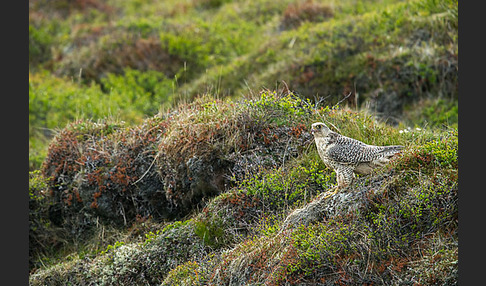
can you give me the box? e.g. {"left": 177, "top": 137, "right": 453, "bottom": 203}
{"left": 281, "top": 138, "right": 291, "bottom": 169}
{"left": 281, "top": 80, "right": 291, "bottom": 96}
{"left": 313, "top": 93, "right": 333, "bottom": 110}
{"left": 332, "top": 91, "right": 353, "bottom": 109}
{"left": 132, "top": 153, "right": 160, "bottom": 185}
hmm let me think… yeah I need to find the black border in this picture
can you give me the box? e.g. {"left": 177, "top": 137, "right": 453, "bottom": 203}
{"left": 457, "top": 1, "right": 481, "bottom": 285}
{"left": 12, "top": 0, "right": 30, "bottom": 284}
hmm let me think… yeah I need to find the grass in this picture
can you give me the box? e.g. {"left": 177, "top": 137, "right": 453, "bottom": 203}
{"left": 29, "top": 0, "right": 458, "bottom": 284}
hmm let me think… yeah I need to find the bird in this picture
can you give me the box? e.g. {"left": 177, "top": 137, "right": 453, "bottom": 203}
{"left": 311, "top": 122, "right": 403, "bottom": 198}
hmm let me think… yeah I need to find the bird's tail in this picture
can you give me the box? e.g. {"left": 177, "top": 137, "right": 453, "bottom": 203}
{"left": 380, "top": 145, "right": 404, "bottom": 156}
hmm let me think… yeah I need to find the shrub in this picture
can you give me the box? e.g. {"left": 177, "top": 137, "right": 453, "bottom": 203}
{"left": 41, "top": 117, "right": 168, "bottom": 236}
{"left": 288, "top": 222, "right": 361, "bottom": 280}
{"left": 162, "top": 261, "right": 202, "bottom": 285}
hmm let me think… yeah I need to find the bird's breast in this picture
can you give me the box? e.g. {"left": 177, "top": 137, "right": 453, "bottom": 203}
{"left": 314, "top": 138, "right": 334, "bottom": 166}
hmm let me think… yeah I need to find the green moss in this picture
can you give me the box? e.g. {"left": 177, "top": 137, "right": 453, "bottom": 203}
{"left": 194, "top": 219, "right": 225, "bottom": 248}
{"left": 29, "top": 71, "right": 142, "bottom": 136}
{"left": 100, "top": 241, "right": 126, "bottom": 260}
{"left": 100, "top": 68, "right": 175, "bottom": 115}
{"left": 29, "top": 136, "right": 50, "bottom": 171}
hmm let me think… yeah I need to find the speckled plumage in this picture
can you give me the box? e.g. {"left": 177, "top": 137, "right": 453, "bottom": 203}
{"left": 311, "top": 122, "right": 403, "bottom": 189}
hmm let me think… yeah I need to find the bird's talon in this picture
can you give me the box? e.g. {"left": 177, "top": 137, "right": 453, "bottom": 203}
{"left": 320, "top": 186, "right": 340, "bottom": 199}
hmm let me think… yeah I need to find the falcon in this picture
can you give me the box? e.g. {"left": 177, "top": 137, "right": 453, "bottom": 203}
{"left": 311, "top": 122, "right": 403, "bottom": 198}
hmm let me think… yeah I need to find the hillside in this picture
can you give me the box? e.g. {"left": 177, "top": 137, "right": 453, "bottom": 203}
{"left": 29, "top": 0, "right": 458, "bottom": 285}
{"left": 29, "top": 91, "right": 458, "bottom": 285}
{"left": 29, "top": 0, "right": 458, "bottom": 170}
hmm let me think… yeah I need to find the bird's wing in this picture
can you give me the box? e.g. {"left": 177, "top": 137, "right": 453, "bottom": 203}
{"left": 326, "top": 135, "right": 382, "bottom": 164}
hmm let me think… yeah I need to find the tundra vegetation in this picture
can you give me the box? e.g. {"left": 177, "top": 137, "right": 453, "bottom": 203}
{"left": 29, "top": 0, "right": 457, "bottom": 284}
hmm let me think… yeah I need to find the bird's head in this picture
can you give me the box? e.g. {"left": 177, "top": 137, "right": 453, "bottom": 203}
{"left": 311, "top": 122, "right": 330, "bottom": 138}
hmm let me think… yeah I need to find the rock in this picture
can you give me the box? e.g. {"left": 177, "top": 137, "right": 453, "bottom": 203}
{"left": 281, "top": 173, "right": 389, "bottom": 231}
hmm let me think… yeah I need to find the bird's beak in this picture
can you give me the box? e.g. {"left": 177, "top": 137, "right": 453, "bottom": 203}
{"left": 311, "top": 128, "right": 316, "bottom": 134}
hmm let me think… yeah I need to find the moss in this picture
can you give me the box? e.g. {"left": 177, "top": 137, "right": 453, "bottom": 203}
{"left": 194, "top": 219, "right": 225, "bottom": 248}
{"left": 404, "top": 97, "right": 458, "bottom": 128}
